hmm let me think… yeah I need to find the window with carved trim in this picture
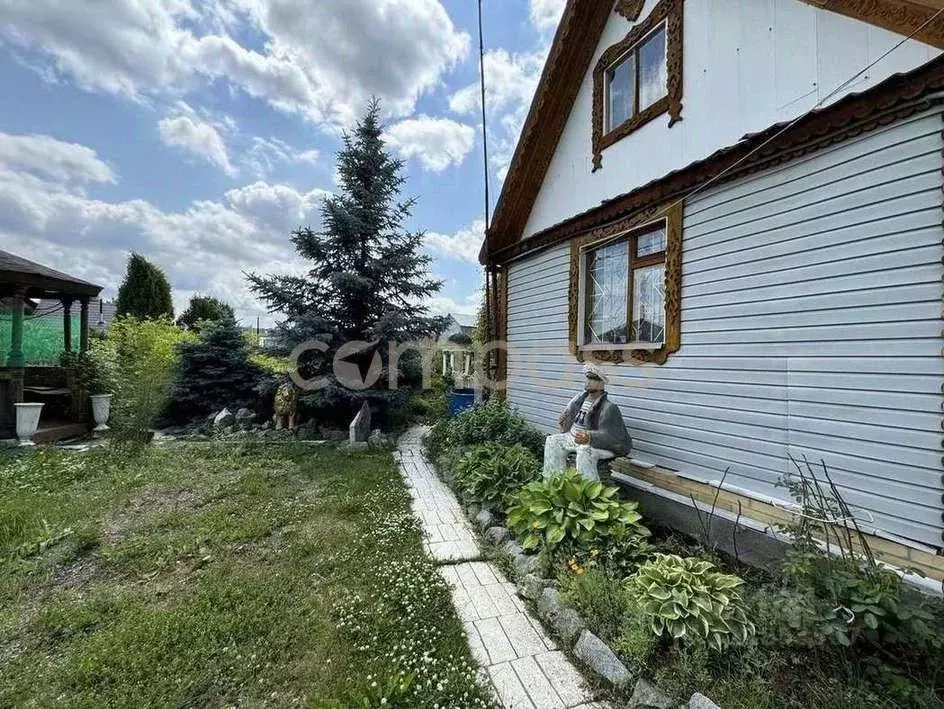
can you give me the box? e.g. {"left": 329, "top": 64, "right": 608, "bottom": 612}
{"left": 568, "top": 203, "right": 682, "bottom": 365}
{"left": 592, "top": 0, "right": 683, "bottom": 171}
{"left": 582, "top": 223, "right": 666, "bottom": 348}
{"left": 605, "top": 25, "right": 667, "bottom": 133}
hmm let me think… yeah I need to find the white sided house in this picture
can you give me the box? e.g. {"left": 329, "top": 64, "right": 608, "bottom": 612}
{"left": 481, "top": 0, "right": 944, "bottom": 581}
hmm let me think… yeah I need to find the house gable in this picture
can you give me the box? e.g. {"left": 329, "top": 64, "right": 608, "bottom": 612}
{"left": 485, "top": 0, "right": 941, "bottom": 260}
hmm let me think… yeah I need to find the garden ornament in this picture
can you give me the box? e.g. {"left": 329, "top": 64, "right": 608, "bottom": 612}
{"left": 542, "top": 363, "right": 632, "bottom": 480}
{"left": 273, "top": 380, "right": 299, "bottom": 430}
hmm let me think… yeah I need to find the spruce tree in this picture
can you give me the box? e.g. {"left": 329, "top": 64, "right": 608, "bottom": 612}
{"left": 247, "top": 99, "right": 446, "bottom": 424}
{"left": 115, "top": 253, "right": 174, "bottom": 319}
{"left": 167, "top": 315, "right": 264, "bottom": 421}
{"left": 177, "top": 295, "right": 235, "bottom": 331}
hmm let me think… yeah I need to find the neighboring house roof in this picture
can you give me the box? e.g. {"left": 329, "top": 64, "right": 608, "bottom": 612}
{"left": 0, "top": 249, "right": 103, "bottom": 298}
{"left": 481, "top": 0, "right": 944, "bottom": 263}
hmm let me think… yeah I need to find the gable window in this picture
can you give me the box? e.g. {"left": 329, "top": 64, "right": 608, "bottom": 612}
{"left": 583, "top": 223, "right": 666, "bottom": 347}
{"left": 569, "top": 202, "right": 682, "bottom": 365}
{"left": 605, "top": 26, "right": 667, "bottom": 133}
{"left": 593, "top": 0, "right": 683, "bottom": 171}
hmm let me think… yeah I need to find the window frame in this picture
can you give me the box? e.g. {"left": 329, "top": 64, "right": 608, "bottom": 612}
{"left": 569, "top": 202, "right": 682, "bottom": 366}
{"left": 579, "top": 222, "right": 667, "bottom": 349}
{"left": 603, "top": 24, "right": 666, "bottom": 135}
{"left": 592, "top": 0, "right": 684, "bottom": 172}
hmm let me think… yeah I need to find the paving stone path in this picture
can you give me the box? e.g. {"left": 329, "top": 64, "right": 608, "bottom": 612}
{"left": 396, "top": 427, "right": 605, "bottom": 709}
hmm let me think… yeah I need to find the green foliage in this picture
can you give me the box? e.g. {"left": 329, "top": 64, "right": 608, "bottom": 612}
{"left": 559, "top": 567, "right": 632, "bottom": 645}
{"left": 776, "top": 458, "right": 944, "bottom": 680}
{"left": 246, "top": 99, "right": 447, "bottom": 425}
{"left": 97, "top": 317, "right": 191, "bottom": 444}
{"left": 176, "top": 295, "right": 235, "bottom": 331}
{"left": 0, "top": 444, "right": 492, "bottom": 707}
{"left": 627, "top": 554, "right": 755, "bottom": 652}
{"left": 453, "top": 444, "right": 540, "bottom": 509}
{"left": 115, "top": 253, "right": 174, "bottom": 320}
{"left": 167, "top": 316, "right": 267, "bottom": 421}
{"left": 426, "top": 400, "right": 545, "bottom": 461}
{"left": 506, "top": 470, "right": 649, "bottom": 555}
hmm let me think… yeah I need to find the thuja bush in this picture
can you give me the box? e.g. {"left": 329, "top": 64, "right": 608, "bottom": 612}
{"left": 452, "top": 444, "right": 540, "bottom": 509}
{"left": 626, "top": 554, "right": 755, "bottom": 652}
{"left": 426, "top": 401, "right": 544, "bottom": 462}
{"left": 506, "top": 470, "right": 649, "bottom": 556}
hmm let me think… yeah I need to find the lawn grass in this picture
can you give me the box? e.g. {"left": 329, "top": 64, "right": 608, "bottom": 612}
{"left": 0, "top": 441, "right": 493, "bottom": 707}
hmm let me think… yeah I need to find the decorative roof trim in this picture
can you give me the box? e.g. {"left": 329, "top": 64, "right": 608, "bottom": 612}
{"left": 486, "top": 53, "right": 944, "bottom": 265}
{"left": 615, "top": 0, "right": 645, "bottom": 21}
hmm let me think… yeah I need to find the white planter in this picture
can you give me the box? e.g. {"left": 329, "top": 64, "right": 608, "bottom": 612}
{"left": 14, "top": 402, "right": 44, "bottom": 447}
{"left": 90, "top": 394, "right": 113, "bottom": 433}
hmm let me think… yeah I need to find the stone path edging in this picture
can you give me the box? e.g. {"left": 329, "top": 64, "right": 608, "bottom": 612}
{"left": 396, "top": 427, "right": 604, "bottom": 709}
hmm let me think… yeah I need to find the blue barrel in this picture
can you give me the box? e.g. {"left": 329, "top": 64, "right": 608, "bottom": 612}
{"left": 449, "top": 389, "right": 476, "bottom": 417}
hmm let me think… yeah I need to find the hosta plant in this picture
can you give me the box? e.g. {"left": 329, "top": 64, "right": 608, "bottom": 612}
{"left": 505, "top": 470, "right": 649, "bottom": 554}
{"left": 453, "top": 444, "right": 540, "bottom": 508}
{"left": 627, "top": 554, "right": 755, "bottom": 652}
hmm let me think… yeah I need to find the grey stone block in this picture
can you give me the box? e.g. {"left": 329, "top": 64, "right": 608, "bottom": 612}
{"left": 485, "top": 526, "right": 512, "bottom": 545}
{"left": 572, "top": 630, "right": 632, "bottom": 689}
{"left": 629, "top": 678, "right": 676, "bottom": 709}
{"left": 518, "top": 573, "right": 548, "bottom": 600}
{"left": 213, "top": 408, "right": 234, "bottom": 428}
{"left": 349, "top": 401, "right": 371, "bottom": 444}
{"left": 551, "top": 607, "right": 587, "bottom": 644}
{"left": 689, "top": 693, "right": 721, "bottom": 709}
{"left": 513, "top": 552, "right": 540, "bottom": 579}
{"left": 474, "top": 508, "right": 493, "bottom": 530}
{"left": 502, "top": 539, "right": 524, "bottom": 558}
{"left": 538, "top": 588, "right": 562, "bottom": 620}
{"left": 467, "top": 503, "right": 481, "bottom": 519}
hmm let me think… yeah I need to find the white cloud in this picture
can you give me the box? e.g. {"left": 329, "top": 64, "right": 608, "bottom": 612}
{"left": 0, "top": 0, "right": 470, "bottom": 129}
{"left": 240, "top": 137, "right": 320, "bottom": 179}
{"left": 424, "top": 218, "right": 484, "bottom": 264}
{"left": 426, "top": 290, "right": 483, "bottom": 321}
{"left": 529, "top": 0, "right": 566, "bottom": 32}
{"left": 0, "top": 132, "right": 115, "bottom": 184}
{"left": 385, "top": 116, "right": 475, "bottom": 173}
{"left": 0, "top": 133, "right": 329, "bottom": 324}
{"left": 158, "top": 115, "right": 236, "bottom": 175}
{"left": 449, "top": 49, "right": 547, "bottom": 182}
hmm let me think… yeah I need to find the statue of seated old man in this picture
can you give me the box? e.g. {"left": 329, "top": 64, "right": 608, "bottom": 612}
{"left": 543, "top": 363, "right": 632, "bottom": 481}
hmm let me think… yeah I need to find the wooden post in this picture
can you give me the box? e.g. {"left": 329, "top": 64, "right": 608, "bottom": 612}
{"left": 79, "top": 297, "right": 90, "bottom": 353}
{"left": 62, "top": 297, "right": 74, "bottom": 353}
{"left": 8, "top": 286, "right": 25, "bottom": 368}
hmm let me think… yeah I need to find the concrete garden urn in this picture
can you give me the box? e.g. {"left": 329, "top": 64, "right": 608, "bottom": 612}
{"left": 90, "top": 394, "right": 113, "bottom": 433}
{"left": 14, "top": 402, "right": 44, "bottom": 446}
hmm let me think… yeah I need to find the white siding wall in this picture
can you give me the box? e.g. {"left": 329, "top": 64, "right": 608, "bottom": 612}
{"left": 507, "top": 108, "right": 944, "bottom": 549}
{"left": 523, "top": 0, "right": 939, "bottom": 239}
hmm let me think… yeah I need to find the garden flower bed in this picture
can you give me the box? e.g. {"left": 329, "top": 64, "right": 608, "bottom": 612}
{"left": 0, "top": 441, "right": 493, "bottom": 707}
{"left": 428, "top": 402, "right": 944, "bottom": 709}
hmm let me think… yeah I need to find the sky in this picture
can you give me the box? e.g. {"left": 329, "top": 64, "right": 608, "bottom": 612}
{"left": 0, "top": 0, "right": 567, "bottom": 326}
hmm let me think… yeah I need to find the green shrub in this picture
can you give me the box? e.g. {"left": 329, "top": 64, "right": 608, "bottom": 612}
{"left": 559, "top": 567, "right": 631, "bottom": 645}
{"left": 506, "top": 470, "right": 649, "bottom": 556}
{"left": 626, "top": 554, "right": 755, "bottom": 652}
{"left": 452, "top": 444, "right": 540, "bottom": 509}
{"left": 166, "top": 316, "right": 267, "bottom": 422}
{"left": 426, "top": 400, "right": 544, "bottom": 461}
{"left": 96, "top": 317, "right": 192, "bottom": 444}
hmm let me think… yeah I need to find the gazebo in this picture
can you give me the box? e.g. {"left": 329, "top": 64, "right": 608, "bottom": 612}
{"left": 0, "top": 249, "right": 103, "bottom": 441}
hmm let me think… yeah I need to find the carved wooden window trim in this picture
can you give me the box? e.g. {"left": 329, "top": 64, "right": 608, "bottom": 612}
{"left": 569, "top": 201, "right": 682, "bottom": 365}
{"left": 592, "top": 0, "right": 684, "bottom": 172}
{"left": 615, "top": 0, "right": 645, "bottom": 22}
